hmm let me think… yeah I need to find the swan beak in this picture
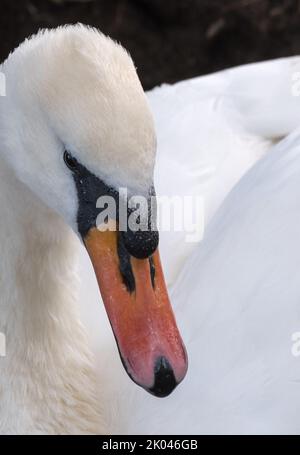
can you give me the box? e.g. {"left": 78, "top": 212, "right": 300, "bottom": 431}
{"left": 84, "top": 227, "right": 188, "bottom": 397}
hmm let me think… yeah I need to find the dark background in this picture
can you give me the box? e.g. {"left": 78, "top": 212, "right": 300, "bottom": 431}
{"left": 0, "top": 0, "right": 300, "bottom": 90}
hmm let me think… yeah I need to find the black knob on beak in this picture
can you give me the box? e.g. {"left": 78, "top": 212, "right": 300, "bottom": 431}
{"left": 121, "top": 229, "right": 159, "bottom": 259}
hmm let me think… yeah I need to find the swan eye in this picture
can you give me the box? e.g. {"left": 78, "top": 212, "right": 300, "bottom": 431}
{"left": 64, "top": 151, "right": 78, "bottom": 171}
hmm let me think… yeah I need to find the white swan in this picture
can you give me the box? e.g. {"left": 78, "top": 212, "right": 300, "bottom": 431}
{"left": 0, "top": 24, "right": 188, "bottom": 434}
{"left": 1, "top": 24, "right": 300, "bottom": 434}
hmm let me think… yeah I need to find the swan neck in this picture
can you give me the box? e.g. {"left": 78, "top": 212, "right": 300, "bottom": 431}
{"left": 0, "top": 160, "right": 102, "bottom": 434}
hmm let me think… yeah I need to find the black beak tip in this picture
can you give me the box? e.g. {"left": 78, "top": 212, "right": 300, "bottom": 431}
{"left": 147, "top": 356, "right": 178, "bottom": 398}
{"left": 121, "top": 230, "right": 159, "bottom": 259}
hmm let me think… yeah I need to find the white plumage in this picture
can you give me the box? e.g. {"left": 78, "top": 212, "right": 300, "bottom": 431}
{"left": 1, "top": 24, "right": 300, "bottom": 434}
{"left": 80, "top": 56, "right": 300, "bottom": 434}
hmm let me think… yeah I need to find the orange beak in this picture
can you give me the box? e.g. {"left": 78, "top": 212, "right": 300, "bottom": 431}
{"left": 84, "top": 227, "right": 188, "bottom": 397}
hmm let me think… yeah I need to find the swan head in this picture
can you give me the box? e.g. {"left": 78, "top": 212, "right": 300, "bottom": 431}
{"left": 1, "top": 24, "right": 188, "bottom": 397}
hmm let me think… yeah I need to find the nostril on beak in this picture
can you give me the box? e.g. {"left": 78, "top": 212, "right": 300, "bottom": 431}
{"left": 121, "top": 230, "right": 159, "bottom": 259}
{"left": 148, "top": 356, "right": 178, "bottom": 398}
